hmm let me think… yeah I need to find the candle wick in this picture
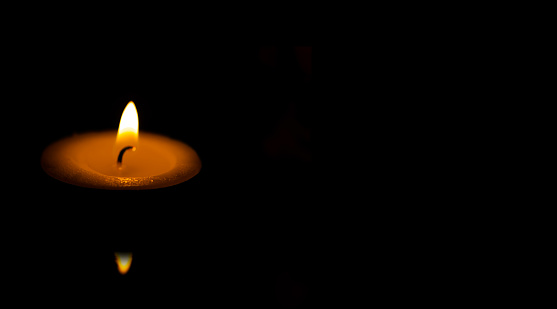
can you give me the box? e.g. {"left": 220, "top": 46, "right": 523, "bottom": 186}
{"left": 117, "top": 146, "right": 136, "bottom": 167}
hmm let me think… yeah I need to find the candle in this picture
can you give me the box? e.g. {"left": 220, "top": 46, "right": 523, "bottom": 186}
{"left": 41, "top": 101, "right": 201, "bottom": 189}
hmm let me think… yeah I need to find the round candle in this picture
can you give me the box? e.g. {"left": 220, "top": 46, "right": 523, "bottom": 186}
{"left": 41, "top": 102, "right": 201, "bottom": 190}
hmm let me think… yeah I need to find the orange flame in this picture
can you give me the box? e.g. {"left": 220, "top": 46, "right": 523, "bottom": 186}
{"left": 115, "top": 252, "right": 133, "bottom": 275}
{"left": 115, "top": 101, "right": 139, "bottom": 151}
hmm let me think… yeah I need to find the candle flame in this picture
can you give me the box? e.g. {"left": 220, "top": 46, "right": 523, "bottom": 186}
{"left": 116, "top": 101, "right": 139, "bottom": 147}
{"left": 115, "top": 252, "right": 133, "bottom": 275}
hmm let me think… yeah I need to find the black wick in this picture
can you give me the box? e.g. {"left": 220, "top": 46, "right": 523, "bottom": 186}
{"left": 117, "top": 146, "right": 135, "bottom": 166}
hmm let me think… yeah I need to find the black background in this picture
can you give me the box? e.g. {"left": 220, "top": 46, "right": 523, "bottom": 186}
{"left": 5, "top": 45, "right": 313, "bottom": 307}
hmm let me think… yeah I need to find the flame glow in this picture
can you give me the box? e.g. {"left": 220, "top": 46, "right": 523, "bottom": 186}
{"left": 116, "top": 101, "right": 139, "bottom": 146}
{"left": 115, "top": 252, "right": 133, "bottom": 275}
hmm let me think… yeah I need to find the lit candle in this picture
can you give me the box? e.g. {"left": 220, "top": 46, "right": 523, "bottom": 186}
{"left": 41, "top": 101, "right": 201, "bottom": 189}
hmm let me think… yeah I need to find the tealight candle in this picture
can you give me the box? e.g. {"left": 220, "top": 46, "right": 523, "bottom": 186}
{"left": 41, "top": 101, "right": 201, "bottom": 189}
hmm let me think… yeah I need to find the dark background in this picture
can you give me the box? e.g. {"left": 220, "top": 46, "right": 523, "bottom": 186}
{"left": 5, "top": 45, "right": 313, "bottom": 307}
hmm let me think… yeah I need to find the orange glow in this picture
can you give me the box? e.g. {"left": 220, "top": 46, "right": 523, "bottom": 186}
{"left": 115, "top": 252, "right": 133, "bottom": 275}
{"left": 116, "top": 101, "right": 139, "bottom": 148}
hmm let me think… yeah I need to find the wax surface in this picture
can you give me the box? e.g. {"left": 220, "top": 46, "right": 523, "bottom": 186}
{"left": 41, "top": 131, "right": 201, "bottom": 189}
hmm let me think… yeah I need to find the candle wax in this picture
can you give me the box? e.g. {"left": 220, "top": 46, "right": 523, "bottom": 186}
{"left": 41, "top": 131, "right": 201, "bottom": 189}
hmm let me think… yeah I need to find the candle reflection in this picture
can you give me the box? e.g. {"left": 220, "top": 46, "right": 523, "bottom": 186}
{"left": 115, "top": 252, "right": 133, "bottom": 275}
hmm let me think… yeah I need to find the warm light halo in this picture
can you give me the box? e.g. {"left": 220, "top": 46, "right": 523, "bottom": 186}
{"left": 116, "top": 101, "right": 139, "bottom": 146}
{"left": 115, "top": 252, "right": 133, "bottom": 275}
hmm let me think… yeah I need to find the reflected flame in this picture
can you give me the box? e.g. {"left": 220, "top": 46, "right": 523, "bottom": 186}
{"left": 116, "top": 101, "right": 139, "bottom": 147}
{"left": 115, "top": 252, "right": 133, "bottom": 275}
